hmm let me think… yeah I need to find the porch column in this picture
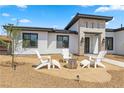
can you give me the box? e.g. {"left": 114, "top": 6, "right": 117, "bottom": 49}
{"left": 78, "top": 32, "right": 85, "bottom": 55}
{"left": 99, "top": 33, "right": 105, "bottom": 51}
{"left": 102, "top": 33, "right": 105, "bottom": 51}
{"left": 98, "top": 34, "right": 101, "bottom": 52}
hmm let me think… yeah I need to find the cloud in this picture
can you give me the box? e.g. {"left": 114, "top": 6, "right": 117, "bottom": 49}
{"left": 95, "top": 5, "right": 124, "bottom": 12}
{"left": 80, "top": 5, "right": 94, "bottom": 7}
{"left": 106, "top": 22, "right": 109, "bottom": 25}
{"left": 112, "top": 18, "right": 115, "bottom": 21}
{"left": 19, "top": 19, "right": 31, "bottom": 23}
{"left": 106, "top": 18, "right": 115, "bottom": 25}
{"left": 53, "top": 25, "right": 58, "bottom": 28}
{"left": 16, "top": 5, "right": 27, "bottom": 9}
{"left": 11, "top": 18, "right": 17, "bottom": 21}
{"left": 71, "top": 15, "right": 75, "bottom": 18}
{"left": 1, "top": 13, "right": 10, "bottom": 17}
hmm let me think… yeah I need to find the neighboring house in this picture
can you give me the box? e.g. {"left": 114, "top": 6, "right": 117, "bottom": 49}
{"left": 3, "top": 13, "right": 124, "bottom": 55}
{"left": 106, "top": 27, "right": 124, "bottom": 55}
{"left": 0, "top": 35, "right": 11, "bottom": 54}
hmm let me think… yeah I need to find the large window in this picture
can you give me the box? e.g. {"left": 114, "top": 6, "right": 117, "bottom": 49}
{"left": 105, "top": 37, "right": 113, "bottom": 50}
{"left": 23, "top": 33, "right": 38, "bottom": 48}
{"left": 57, "top": 35, "right": 69, "bottom": 48}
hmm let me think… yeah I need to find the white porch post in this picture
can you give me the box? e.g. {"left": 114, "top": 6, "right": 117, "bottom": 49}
{"left": 78, "top": 32, "right": 85, "bottom": 55}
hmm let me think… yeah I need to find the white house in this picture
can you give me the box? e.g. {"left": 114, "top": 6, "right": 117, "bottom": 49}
{"left": 106, "top": 28, "right": 124, "bottom": 55}
{"left": 3, "top": 13, "right": 124, "bottom": 55}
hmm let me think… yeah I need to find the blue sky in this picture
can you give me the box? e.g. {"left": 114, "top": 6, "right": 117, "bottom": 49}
{"left": 0, "top": 5, "right": 124, "bottom": 35}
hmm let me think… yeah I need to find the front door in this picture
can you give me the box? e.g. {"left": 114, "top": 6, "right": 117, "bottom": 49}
{"left": 85, "top": 37, "right": 90, "bottom": 53}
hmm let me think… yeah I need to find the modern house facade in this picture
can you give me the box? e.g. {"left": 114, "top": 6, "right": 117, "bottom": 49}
{"left": 3, "top": 13, "right": 124, "bottom": 55}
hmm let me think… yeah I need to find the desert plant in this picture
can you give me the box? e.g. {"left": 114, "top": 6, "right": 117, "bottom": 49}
{"left": 3, "top": 24, "right": 21, "bottom": 69}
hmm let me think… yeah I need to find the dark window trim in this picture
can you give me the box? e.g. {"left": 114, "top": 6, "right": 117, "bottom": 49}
{"left": 22, "top": 33, "right": 38, "bottom": 48}
{"left": 105, "top": 37, "right": 113, "bottom": 50}
{"left": 56, "top": 35, "right": 69, "bottom": 48}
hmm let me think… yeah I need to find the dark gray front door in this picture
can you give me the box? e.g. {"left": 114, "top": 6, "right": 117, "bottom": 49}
{"left": 85, "top": 37, "right": 90, "bottom": 53}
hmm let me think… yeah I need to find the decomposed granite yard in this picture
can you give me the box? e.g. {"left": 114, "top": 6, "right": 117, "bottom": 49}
{"left": 0, "top": 55, "right": 124, "bottom": 88}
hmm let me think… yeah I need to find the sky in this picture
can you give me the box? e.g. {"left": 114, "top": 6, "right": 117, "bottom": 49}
{"left": 0, "top": 5, "right": 124, "bottom": 35}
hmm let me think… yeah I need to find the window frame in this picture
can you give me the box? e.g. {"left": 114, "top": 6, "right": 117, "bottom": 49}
{"left": 105, "top": 37, "right": 113, "bottom": 50}
{"left": 56, "top": 35, "right": 69, "bottom": 48}
{"left": 22, "top": 33, "right": 38, "bottom": 48}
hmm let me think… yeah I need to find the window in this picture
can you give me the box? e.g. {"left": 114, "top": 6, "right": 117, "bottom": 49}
{"left": 97, "top": 23, "right": 100, "bottom": 28}
{"left": 23, "top": 33, "right": 38, "bottom": 48}
{"left": 86, "top": 22, "right": 88, "bottom": 28}
{"left": 57, "top": 35, "right": 69, "bottom": 48}
{"left": 105, "top": 37, "right": 113, "bottom": 50}
{"left": 91, "top": 22, "right": 94, "bottom": 28}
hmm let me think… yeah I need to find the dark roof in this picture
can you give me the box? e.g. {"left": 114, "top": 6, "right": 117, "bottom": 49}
{"left": 106, "top": 27, "right": 124, "bottom": 32}
{"left": 3, "top": 25, "right": 54, "bottom": 32}
{"left": 106, "top": 28, "right": 115, "bottom": 32}
{"left": 65, "top": 13, "right": 113, "bottom": 30}
{"left": 114, "top": 27, "right": 124, "bottom": 32}
{"left": 3, "top": 25, "right": 78, "bottom": 34}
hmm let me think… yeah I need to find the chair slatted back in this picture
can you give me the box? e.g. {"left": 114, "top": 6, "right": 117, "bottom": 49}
{"left": 96, "top": 50, "right": 107, "bottom": 63}
{"left": 35, "top": 50, "right": 44, "bottom": 63}
{"left": 62, "top": 49, "right": 70, "bottom": 58}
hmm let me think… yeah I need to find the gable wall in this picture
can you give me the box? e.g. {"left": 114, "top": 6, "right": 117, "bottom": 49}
{"left": 69, "top": 20, "right": 79, "bottom": 31}
{"left": 115, "top": 30, "right": 124, "bottom": 55}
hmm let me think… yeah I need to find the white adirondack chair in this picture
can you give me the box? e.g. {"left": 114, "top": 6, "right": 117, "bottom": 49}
{"left": 62, "top": 49, "right": 72, "bottom": 63}
{"left": 35, "top": 50, "right": 61, "bottom": 69}
{"left": 35, "top": 50, "right": 51, "bottom": 69}
{"left": 52, "top": 59, "right": 61, "bottom": 69}
{"left": 89, "top": 51, "right": 107, "bottom": 68}
{"left": 80, "top": 59, "right": 90, "bottom": 68}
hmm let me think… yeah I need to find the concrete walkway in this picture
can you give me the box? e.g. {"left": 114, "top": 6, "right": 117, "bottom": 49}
{"left": 84, "top": 54, "right": 124, "bottom": 68}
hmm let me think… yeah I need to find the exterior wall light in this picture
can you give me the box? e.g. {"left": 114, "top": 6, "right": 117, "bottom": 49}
{"left": 102, "top": 38, "right": 105, "bottom": 44}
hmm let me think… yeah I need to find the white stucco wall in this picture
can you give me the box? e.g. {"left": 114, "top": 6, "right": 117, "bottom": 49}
{"left": 69, "top": 21, "right": 79, "bottom": 31}
{"left": 115, "top": 31, "right": 124, "bottom": 55}
{"left": 14, "top": 31, "right": 78, "bottom": 55}
{"left": 15, "top": 31, "right": 48, "bottom": 54}
{"left": 69, "top": 34, "right": 78, "bottom": 54}
{"left": 105, "top": 31, "right": 115, "bottom": 54}
{"left": 47, "top": 33, "right": 78, "bottom": 54}
{"left": 79, "top": 18, "right": 105, "bottom": 29}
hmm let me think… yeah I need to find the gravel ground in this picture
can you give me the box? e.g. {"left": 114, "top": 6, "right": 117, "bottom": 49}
{"left": 0, "top": 55, "right": 124, "bottom": 88}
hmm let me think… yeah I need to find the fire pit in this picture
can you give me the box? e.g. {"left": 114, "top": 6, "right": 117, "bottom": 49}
{"left": 66, "top": 59, "right": 78, "bottom": 69}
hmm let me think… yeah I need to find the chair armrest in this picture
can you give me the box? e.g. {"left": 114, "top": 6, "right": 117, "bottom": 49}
{"left": 41, "top": 56, "right": 51, "bottom": 61}
{"left": 89, "top": 56, "right": 94, "bottom": 62}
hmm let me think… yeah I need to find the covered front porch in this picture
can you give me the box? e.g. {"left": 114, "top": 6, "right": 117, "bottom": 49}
{"left": 84, "top": 32, "right": 101, "bottom": 54}
{"left": 78, "top": 31, "right": 105, "bottom": 55}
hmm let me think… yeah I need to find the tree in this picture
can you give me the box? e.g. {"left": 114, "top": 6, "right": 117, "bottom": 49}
{"left": 3, "top": 24, "right": 21, "bottom": 69}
